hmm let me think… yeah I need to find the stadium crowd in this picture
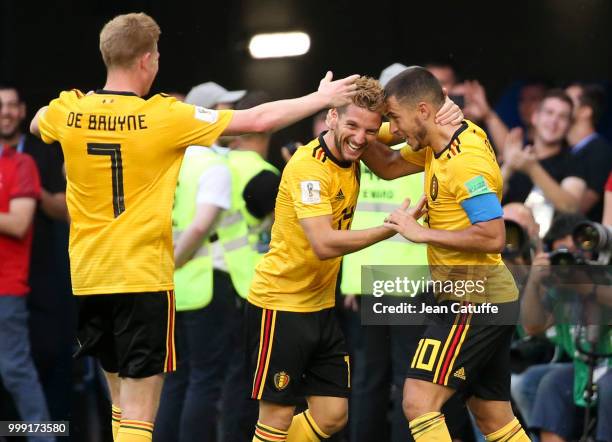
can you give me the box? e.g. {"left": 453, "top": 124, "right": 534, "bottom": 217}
{"left": 1, "top": 21, "right": 612, "bottom": 442}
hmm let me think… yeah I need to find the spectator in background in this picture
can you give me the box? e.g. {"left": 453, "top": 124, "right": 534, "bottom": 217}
{"left": 464, "top": 80, "right": 547, "bottom": 160}
{"left": 501, "top": 90, "right": 585, "bottom": 236}
{"left": 521, "top": 213, "right": 612, "bottom": 442}
{"left": 0, "top": 83, "right": 70, "bottom": 422}
{"left": 221, "top": 91, "right": 281, "bottom": 442}
{"left": 154, "top": 82, "right": 242, "bottom": 442}
{"left": 0, "top": 143, "right": 55, "bottom": 442}
{"left": 603, "top": 171, "right": 612, "bottom": 225}
{"left": 565, "top": 82, "right": 612, "bottom": 221}
{"left": 425, "top": 60, "right": 465, "bottom": 97}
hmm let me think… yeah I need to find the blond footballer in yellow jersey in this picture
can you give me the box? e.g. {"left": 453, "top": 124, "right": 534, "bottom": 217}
{"left": 29, "top": 12, "right": 362, "bottom": 441}
{"left": 38, "top": 90, "right": 233, "bottom": 295}
{"left": 249, "top": 136, "right": 361, "bottom": 312}
{"left": 244, "top": 77, "right": 464, "bottom": 442}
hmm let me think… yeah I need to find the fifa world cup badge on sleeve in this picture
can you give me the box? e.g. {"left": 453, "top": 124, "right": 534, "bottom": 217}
{"left": 301, "top": 180, "right": 321, "bottom": 204}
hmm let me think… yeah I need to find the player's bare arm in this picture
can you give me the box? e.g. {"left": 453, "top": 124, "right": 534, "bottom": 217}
{"left": 299, "top": 214, "right": 395, "bottom": 260}
{"left": 385, "top": 197, "right": 505, "bottom": 253}
{"left": 223, "top": 71, "right": 359, "bottom": 135}
{"left": 360, "top": 141, "right": 424, "bottom": 180}
{"left": 29, "top": 105, "right": 48, "bottom": 138}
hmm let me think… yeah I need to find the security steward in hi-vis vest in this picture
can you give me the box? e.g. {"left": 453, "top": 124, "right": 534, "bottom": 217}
{"left": 172, "top": 148, "right": 227, "bottom": 310}
{"left": 223, "top": 149, "right": 280, "bottom": 298}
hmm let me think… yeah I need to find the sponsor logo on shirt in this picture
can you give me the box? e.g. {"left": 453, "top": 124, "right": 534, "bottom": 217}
{"left": 194, "top": 106, "right": 218, "bottom": 123}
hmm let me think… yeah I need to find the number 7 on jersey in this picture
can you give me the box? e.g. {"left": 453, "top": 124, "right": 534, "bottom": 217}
{"left": 87, "top": 143, "right": 126, "bottom": 217}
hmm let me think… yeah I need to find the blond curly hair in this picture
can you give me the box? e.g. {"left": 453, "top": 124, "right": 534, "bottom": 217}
{"left": 342, "top": 76, "right": 387, "bottom": 114}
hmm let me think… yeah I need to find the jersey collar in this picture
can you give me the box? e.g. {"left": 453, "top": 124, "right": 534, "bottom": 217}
{"left": 434, "top": 121, "right": 469, "bottom": 159}
{"left": 95, "top": 89, "right": 139, "bottom": 97}
{"left": 318, "top": 132, "right": 352, "bottom": 168}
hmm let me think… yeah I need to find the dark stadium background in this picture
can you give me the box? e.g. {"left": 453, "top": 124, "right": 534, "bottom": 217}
{"left": 2, "top": 0, "right": 612, "bottom": 167}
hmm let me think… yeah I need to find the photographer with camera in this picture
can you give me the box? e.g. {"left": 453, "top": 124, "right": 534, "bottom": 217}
{"left": 520, "top": 213, "right": 612, "bottom": 442}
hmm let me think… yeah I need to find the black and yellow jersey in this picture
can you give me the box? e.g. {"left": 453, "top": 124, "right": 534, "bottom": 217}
{"left": 249, "top": 134, "right": 360, "bottom": 312}
{"left": 400, "top": 120, "right": 518, "bottom": 303}
{"left": 39, "top": 89, "right": 233, "bottom": 295}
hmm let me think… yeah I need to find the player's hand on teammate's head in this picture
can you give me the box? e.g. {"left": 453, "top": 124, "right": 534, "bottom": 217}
{"left": 435, "top": 92, "right": 464, "bottom": 125}
{"left": 317, "top": 71, "right": 360, "bottom": 108}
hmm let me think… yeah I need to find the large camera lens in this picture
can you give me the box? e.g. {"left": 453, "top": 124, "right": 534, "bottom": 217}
{"left": 548, "top": 248, "right": 578, "bottom": 265}
{"left": 503, "top": 219, "right": 528, "bottom": 258}
{"left": 573, "top": 221, "right": 612, "bottom": 253}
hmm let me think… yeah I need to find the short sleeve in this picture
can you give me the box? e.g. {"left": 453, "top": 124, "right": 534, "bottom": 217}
{"left": 39, "top": 90, "right": 80, "bottom": 144}
{"left": 447, "top": 153, "right": 500, "bottom": 204}
{"left": 399, "top": 145, "right": 427, "bottom": 167}
{"left": 285, "top": 159, "right": 332, "bottom": 219}
{"left": 166, "top": 99, "right": 234, "bottom": 148}
{"left": 11, "top": 153, "right": 41, "bottom": 200}
{"left": 196, "top": 164, "right": 232, "bottom": 210}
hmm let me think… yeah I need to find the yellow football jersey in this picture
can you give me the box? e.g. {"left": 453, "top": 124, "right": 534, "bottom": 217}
{"left": 248, "top": 135, "right": 360, "bottom": 312}
{"left": 38, "top": 89, "right": 233, "bottom": 295}
{"left": 400, "top": 120, "right": 518, "bottom": 302}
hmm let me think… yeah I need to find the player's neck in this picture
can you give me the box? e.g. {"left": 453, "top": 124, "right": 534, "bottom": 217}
{"left": 322, "top": 130, "right": 342, "bottom": 159}
{"left": 104, "top": 71, "right": 145, "bottom": 97}
{"left": 430, "top": 122, "right": 462, "bottom": 154}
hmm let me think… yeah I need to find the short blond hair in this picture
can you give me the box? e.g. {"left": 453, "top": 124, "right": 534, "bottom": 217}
{"left": 341, "top": 76, "right": 386, "bottom": 114}
{"left": 99, "top": 13, "right": 161, "bottom": 69}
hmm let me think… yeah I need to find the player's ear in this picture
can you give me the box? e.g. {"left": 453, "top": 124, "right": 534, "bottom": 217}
{"left": 328, "top": 108, "right": 339, "bottom": 130}
{"left": 417, "top": 102, "right": 431, "bottom": 121}
{"left": 139, "top": 52, "right": 152, "bottom": 71}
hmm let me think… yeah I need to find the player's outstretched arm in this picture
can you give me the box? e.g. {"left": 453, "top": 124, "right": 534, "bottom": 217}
{"left": 386, "top": 212, "right": 506, "bottom": 254}
{"left": 29, "top": 106, "right": 48, "bottom": 138}
{"left": 222, "top": 71, "right": 359, "bottom": 135}
{"left": 299, "top": 214, "right": 395, "bottom": 260}
{"left": 361, "top": 141, "right": 423, "bottom": 180}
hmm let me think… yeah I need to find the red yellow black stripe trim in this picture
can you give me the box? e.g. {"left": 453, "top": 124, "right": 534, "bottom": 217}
{"left": 434, "top": 306, "right": 471, "bottom": 385}
{"left": 164, "top": 290, "right": 176, "bottom": 372}
{"left": 251, "top": 309, "right": 277, "bottom": 400}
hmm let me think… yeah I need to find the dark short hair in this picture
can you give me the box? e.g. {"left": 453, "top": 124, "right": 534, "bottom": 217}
{"left": 0, "top": 81, "right": 23, "bottom": 102}
{"left": 235, "top": 91, "right": 272, "bottom": 110}
{"left": 575, "top": 83, "right": 606, "bottom": 125}
{"left": 384, "top": 66, "right": 444, "bottom": 108}
{"left": 540, "top": 89, "right": 573, "bottom": 113}
{"left": 543, "top": 212, "right": 587, "bottom": 250}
